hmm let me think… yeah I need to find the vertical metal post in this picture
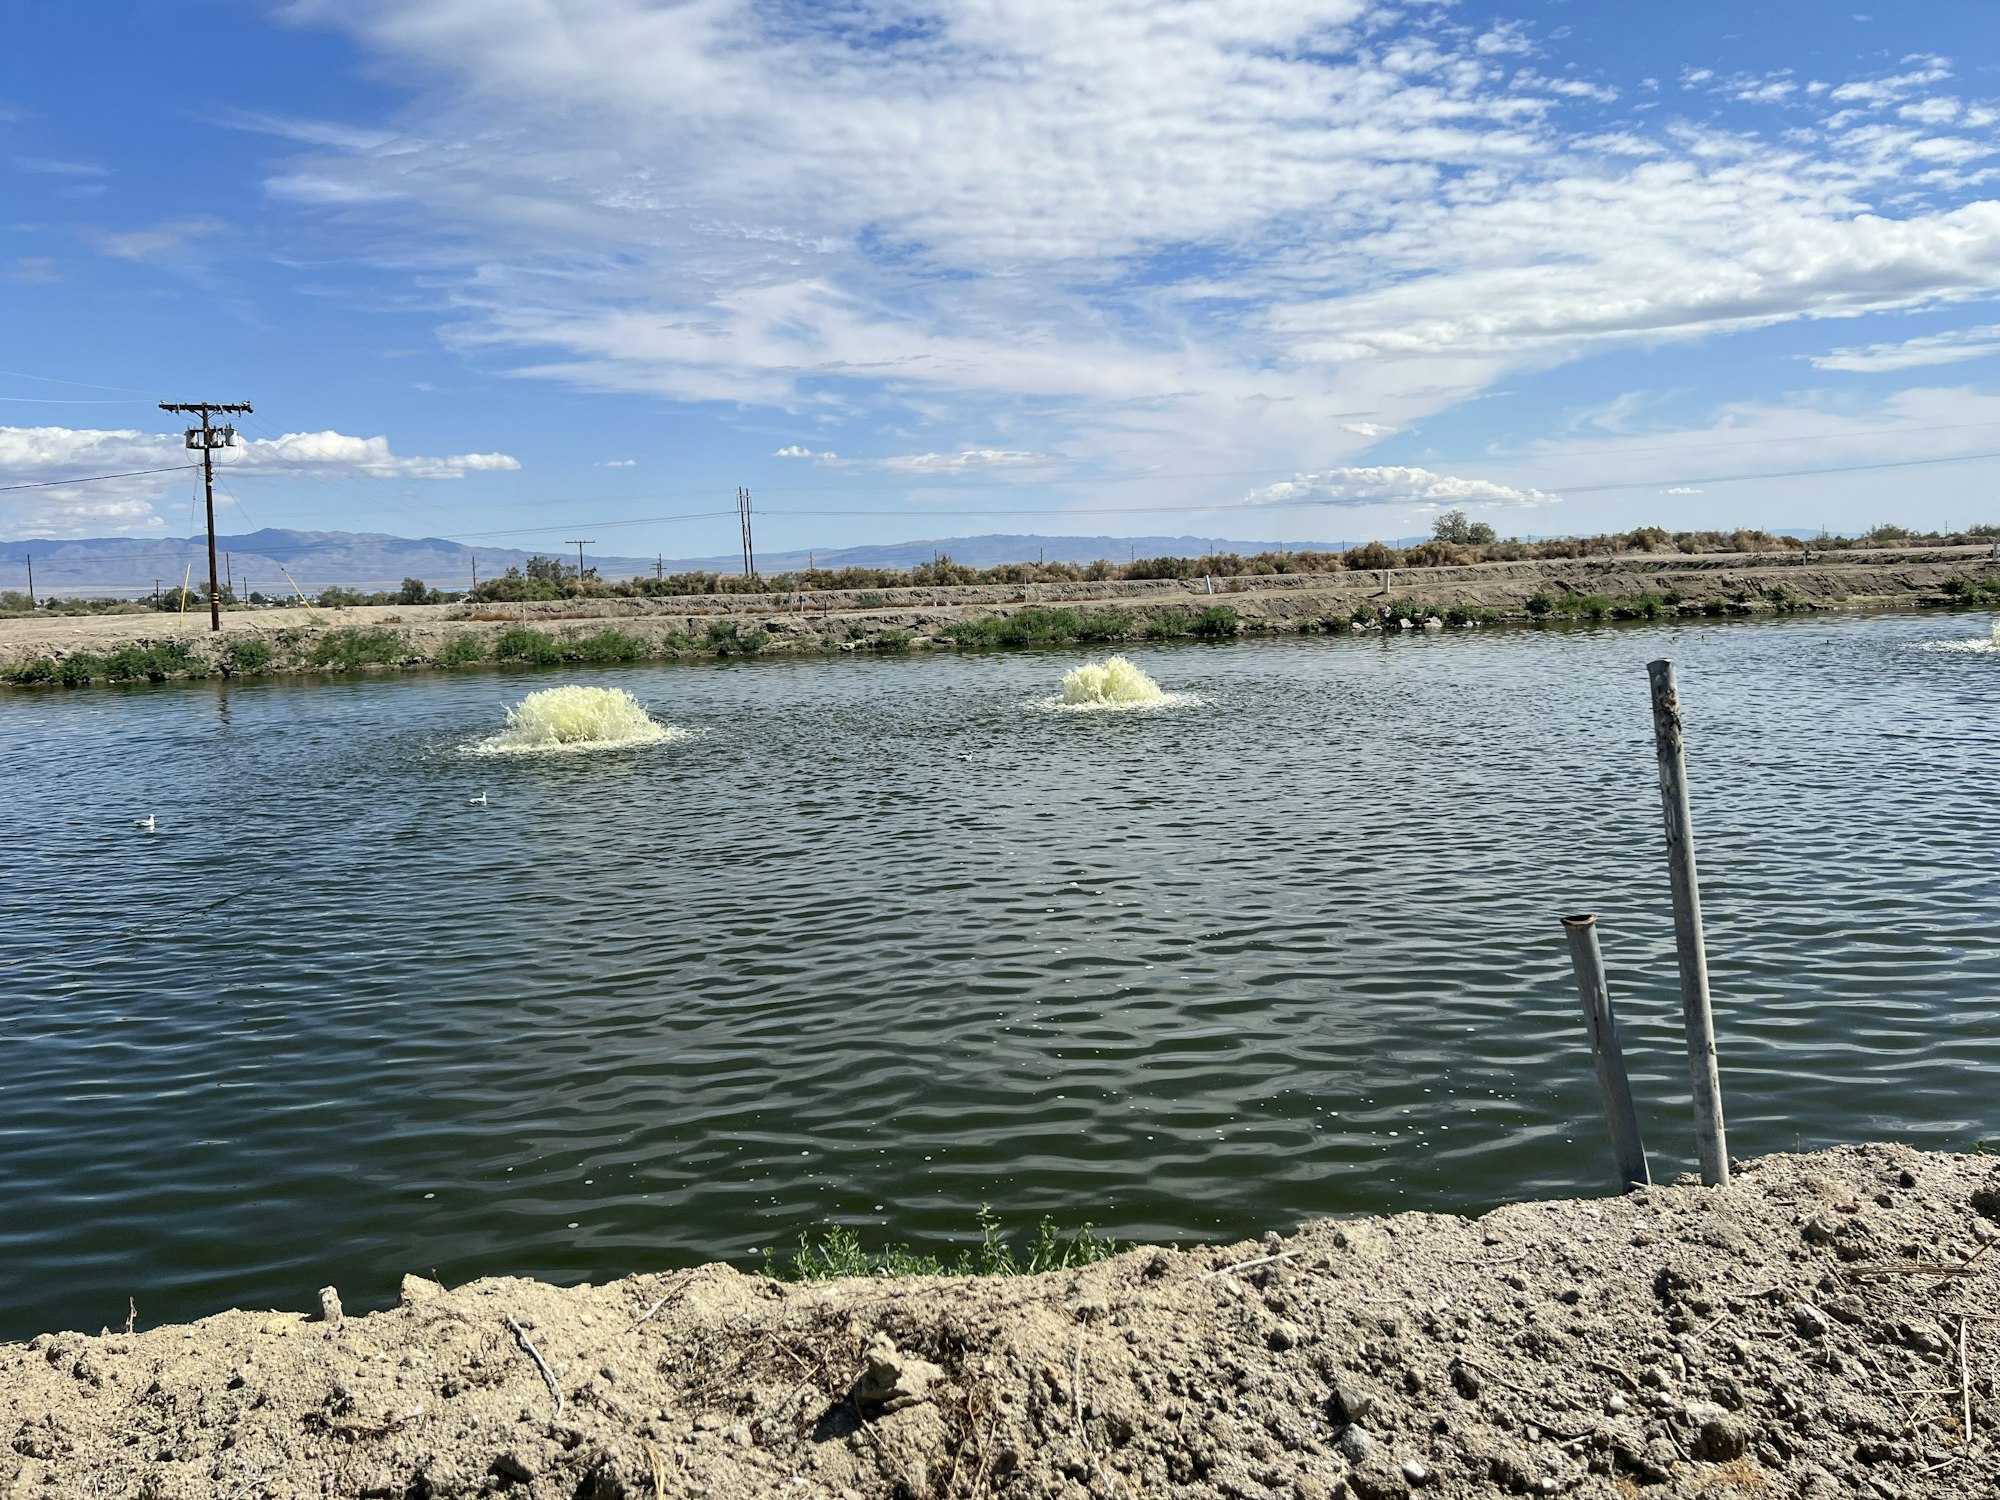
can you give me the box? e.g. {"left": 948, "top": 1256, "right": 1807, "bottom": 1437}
{"left": 1561, "top": 914, "right": 1650, "bottom": 1191}
{"left": 1646, "top": 659, "right": 1729, "bottom": 1186}
{"left": 200, "top": 413, "right": 221, "bottom": 631}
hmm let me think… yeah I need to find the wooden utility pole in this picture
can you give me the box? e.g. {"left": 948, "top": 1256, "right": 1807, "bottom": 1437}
{"left": 471, "top": 557, "right": 478, "bottom": 594}
{"left": 225, "top": 552, "right": 233, "bottom": 603}
{"left": 159, "top": 400, "right": 252, "bottom": 631}
{"left": 736, "top": 487, "right": 756, "bottom": 583}
{"left": 24, "top": 553, "right": 33, "bottom": 609}
{"left": 565, "top": 540, "right": 595, "bottom": 595}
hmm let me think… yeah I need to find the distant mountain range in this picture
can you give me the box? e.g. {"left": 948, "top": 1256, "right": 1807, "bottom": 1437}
{"left": 0, "top": 528, "right": 1372, "bottom": 596}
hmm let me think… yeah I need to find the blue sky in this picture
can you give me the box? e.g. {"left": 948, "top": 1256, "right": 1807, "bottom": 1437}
{"left": 5, "top": 0, "right": 2000, "bottom": 561}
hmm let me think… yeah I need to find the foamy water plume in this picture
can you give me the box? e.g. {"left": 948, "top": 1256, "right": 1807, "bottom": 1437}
{"left": 1044, "top": 656, "right": 1195, "bottom": 712}
{"left": 470, "top": 685, "right": 679, "bottom": 754}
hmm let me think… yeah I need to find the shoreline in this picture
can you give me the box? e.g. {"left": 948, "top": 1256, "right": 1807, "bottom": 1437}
{"left": 4, "top": 1143, "right": 1995, "bottom": 1497}
{"left": 4, "top": 544, "right": 1998, "bottom": 687}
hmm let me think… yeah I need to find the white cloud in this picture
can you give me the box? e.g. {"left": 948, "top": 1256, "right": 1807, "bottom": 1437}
{"left": 248, "top": 5, "right": 2000, "bottom": 524}
{"left": 773, "top": 445, "right": 824, "bottom": 459}
{"left": 1246, "top": 465, "right": 1558, "bottom": 509}
{"left": 874, "top": 449, "right": 1051, "bottom": 475}
{"left": 1810, "top": 325, "right": 2000, "bottom": 372}
{"left": 600, "top": 458, "right": 636, "bottom": 466}
{"left": 0, "top": 425, "right": 521, "bottom": 536}
{"left": 91, "top": 216, "right": 225, "bottom": 262}
{"left": 1664, "top": 486, "right": 1703, "bottom": 494}
{"left": 13, "top": 156, "right": 108, "bottom": 177}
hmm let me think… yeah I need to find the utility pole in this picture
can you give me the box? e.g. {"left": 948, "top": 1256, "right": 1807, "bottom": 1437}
{"left": 24, "top": 553, "right": 33, "bottom": 610}
{"left": 656, "top": 553, "right": 663, "bottom": 581}
{"left": 153, "top": 579, "right": 161, "bottom": 609}
{"left": 159, "top": 400, "right": 252, "bottom": 631}
{"left": 225, "top": 552, "right": 233, "bottom": 604}
{"left": 736, "top": 487, "right": 756, "bottom": 584}
{"left": 566, "top": 539, "right": 595, "bottom": 595}
{"left": 471, "top": 557, "right": 478, "bottom": 593}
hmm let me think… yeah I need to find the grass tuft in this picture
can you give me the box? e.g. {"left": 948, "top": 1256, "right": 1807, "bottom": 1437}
{"left": 763, "top": 1208, "right": 1125, "bottom": 1281}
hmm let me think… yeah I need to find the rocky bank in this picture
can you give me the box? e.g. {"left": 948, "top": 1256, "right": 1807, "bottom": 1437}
{"left": 6, "top": 1144, "right": 1998, "bottom": 1498}
{"left": 2, "top": 544, "right": 1998, "bottom": 685}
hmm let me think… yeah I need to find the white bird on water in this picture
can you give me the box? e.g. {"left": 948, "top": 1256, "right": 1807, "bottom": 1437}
{"left": 468, "top": 792, "right": 488, "bottom": 806}
{"left": 134, "top": 815, "right": 156, "bottom": 831}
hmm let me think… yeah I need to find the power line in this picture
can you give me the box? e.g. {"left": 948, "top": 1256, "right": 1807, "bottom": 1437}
{"left": 0, "top": 464, "right": 195, "bottom": 493}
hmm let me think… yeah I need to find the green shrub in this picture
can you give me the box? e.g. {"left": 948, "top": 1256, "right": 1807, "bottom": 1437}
{"left": 311, "top": 628, "right": 404, "bottom": 670}
{"left": 706, "top": 620, "right": 767, "bottom": 657}
{"left": 856, "top": 592, "right": 887, "bottom": 608}
{"left": 58, "top": 653, "right": 105, "bottom": 686}
{"left": 491, "top": 626, "right": 561, "bottom": 664}
{"left": 1191, "top": 605, "right": 1238, "bottom": 637}
{"left": 1073, "top": 612, "right": 1133, "bottom": 642}
{"left": 869, "top": 628, "right": 914, "bottom": 650}
{"left": 104, "top": 642, "right": 196, "bottom": 681}
{"left": 1145, "top": 610, "right": 1193, "bottom": 639}
{"left": 567, "top": 628, "right": 646, "bottom": 663}
{"left": 1609, "top": 592, "right": 1666, "bottom": 620}
{"left": 764, "top": 1208, "right": 1124, "bottom": 1282}
{"left": 1941, "top": 575, "right": 2000, "bottom": 603}
{"left": 1525, "top": 591, "right": 1555, "bottom": 616}
{"left": 227, "top": 639, "right": 273, "bottom": 674}
{"left": 438, "top": 633, "right": 487, "bottom": 666}
{"left": 10, "top": 657, "right": 58, "bottom": 685}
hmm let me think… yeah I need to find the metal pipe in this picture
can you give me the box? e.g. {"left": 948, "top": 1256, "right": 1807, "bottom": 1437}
{"left": 1561, "top": 913, "right": 1650, "bottom": 1191}
{"left": 1646, "top": 658, "right": 1730, "bottom": 1186}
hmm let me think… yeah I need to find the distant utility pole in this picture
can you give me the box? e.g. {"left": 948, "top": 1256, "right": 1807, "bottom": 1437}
{"left": 153, "top": 579, "right": 161, "bottom": 608}
{"left": 566, "top": 539, "right": 595, "bottom": 593}
{"left": 656, "top": 553, "right": 663, "bottom": 581}
{"left": 24, "top": 553, "right": 33, "bottom": 610}
{"left": 159, "top": 400, "right": 252, "bottom": 631}
{"left": 225, "top": 552, "right": 234, "bottom": 602}
{"left": 736, "top": 487, "right": 756, "bottom": 582}
{"left": 470, "top": 558, "right": 478, "bottom": 593}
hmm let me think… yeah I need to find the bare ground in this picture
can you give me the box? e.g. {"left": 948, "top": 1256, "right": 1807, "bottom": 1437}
{"left": 6, "top": 1144, "right": 1999, "bottom": 1499}
{"left": 2, "top": 545, "right": 1997, "bottom": 681}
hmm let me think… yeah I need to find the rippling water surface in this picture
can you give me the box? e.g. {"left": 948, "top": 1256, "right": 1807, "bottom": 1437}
{"left": 3, "top": 611, "right": 1998, "bottom": 1337}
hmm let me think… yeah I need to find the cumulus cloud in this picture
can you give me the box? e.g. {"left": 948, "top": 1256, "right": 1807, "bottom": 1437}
{"left": 0, "top": 425, "right": 520, "bottom": 536}
{"left": 1246, "top": 466, "right": 1558, "bottom": 509}
{"left": 1809, "top": 325, "right": 2000, "bottom": 372}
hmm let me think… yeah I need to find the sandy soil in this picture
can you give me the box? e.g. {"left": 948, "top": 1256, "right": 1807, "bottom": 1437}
{"left": 1, "top": 545, "right": 1996, "bottom": 681}
{"left": 5, "top": 1144, "right": 1997, "bottom": 1498}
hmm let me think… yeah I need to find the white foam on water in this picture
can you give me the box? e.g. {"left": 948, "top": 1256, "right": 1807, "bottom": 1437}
{"left": 1916, "top": 620, "right": 2000, "bottom": 655}
{"left": 1036, "top": 655, "right": 1198, "bottom": 713}
{"left": 467, "top": 684, "right": 682, "bottom": 755}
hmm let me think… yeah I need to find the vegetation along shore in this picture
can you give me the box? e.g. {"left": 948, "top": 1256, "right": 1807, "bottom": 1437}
{"left": 3, "top": 538, "right": 1997, "bottom": 688}
{"left": 4, "top": 1144, "right": 1996, "bottom": 1498}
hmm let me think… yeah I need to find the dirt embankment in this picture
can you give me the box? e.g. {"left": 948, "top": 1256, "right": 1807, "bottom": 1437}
{"left": 6, "top": 1145, "right": 1998, "bottom": 1499}
{"left": 2, "top": 544, "right": 1997, "bottom": 684}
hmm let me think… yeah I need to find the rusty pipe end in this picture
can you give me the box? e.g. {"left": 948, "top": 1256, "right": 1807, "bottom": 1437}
{"left": 1560, "top": 913, "right": 1598, "bottom": 929}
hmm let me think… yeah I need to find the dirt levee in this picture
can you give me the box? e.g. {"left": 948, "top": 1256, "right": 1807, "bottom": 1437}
{"left": 5, "top": 1144, "right": 1997, "bottom": 1497}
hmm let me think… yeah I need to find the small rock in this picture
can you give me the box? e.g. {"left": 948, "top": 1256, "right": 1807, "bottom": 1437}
{"left": 399, "top": 1274, "right": 445, "bottom": 1306}
{"left": 1400, "top": 1458, "right": 1432, "bottom": 1485}
{"left": 1331, "top": 1377, "right": 1378, "bottom": 1424}
{"left": 1337, "top": 1425, "right": 1378, "bottom": 1464}
{"left": 1267, "top": 1320, "right": 1303, "bottom": 1351}
{"left": 1792, "top": 1303, "right": 1831, "bottom": 1339}
{"left": 317, "top": 1287, "right": 344, "bottom": 1329}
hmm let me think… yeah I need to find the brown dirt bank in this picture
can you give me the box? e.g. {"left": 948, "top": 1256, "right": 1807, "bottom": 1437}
{"left": 7, "top": 1144, "right": 1998, "bottom": 1498}
{"left": 3, "top": 544, "right": 1998, "bottom": 685}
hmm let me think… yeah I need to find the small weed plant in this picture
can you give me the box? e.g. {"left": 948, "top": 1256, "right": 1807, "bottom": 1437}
{"left": 764, "top": 1208, "right": 1124, "bottom": 1281}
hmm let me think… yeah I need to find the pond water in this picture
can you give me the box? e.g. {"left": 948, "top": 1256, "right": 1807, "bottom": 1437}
{"left": 3, "top": 610, "right": 1997, "bottom": 1338}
